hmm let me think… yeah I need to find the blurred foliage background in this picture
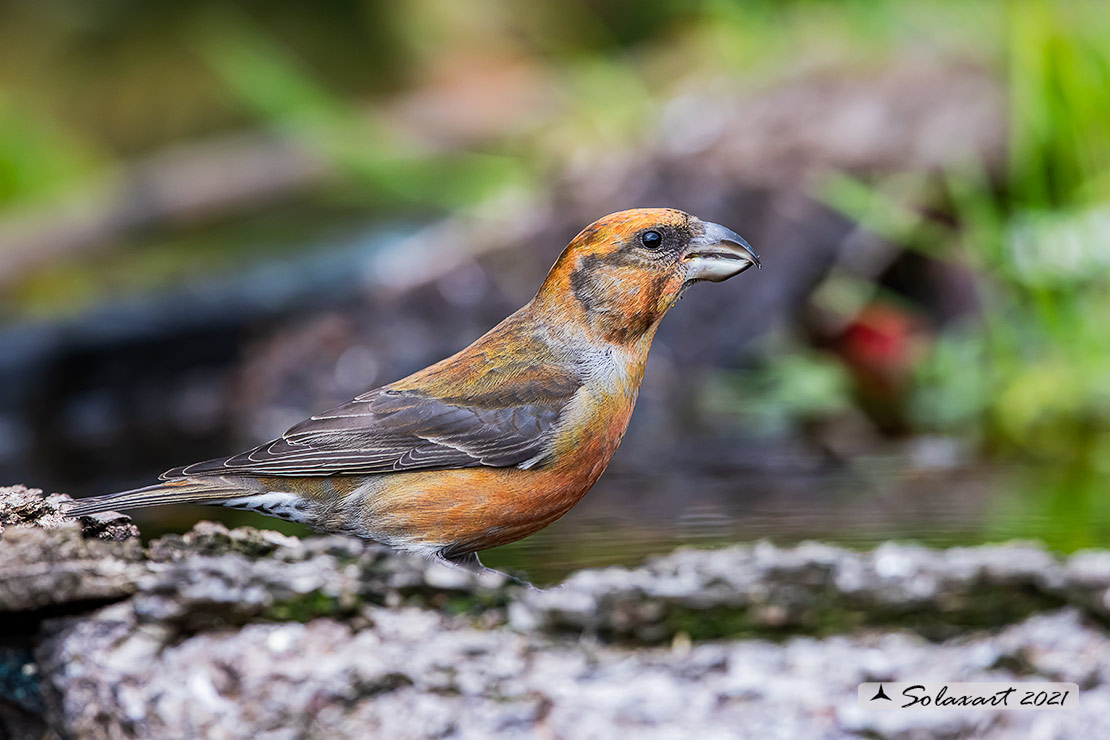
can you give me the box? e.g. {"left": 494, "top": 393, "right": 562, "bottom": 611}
{"left": 1, "top": 0, "right": 1107, "bottom": 581}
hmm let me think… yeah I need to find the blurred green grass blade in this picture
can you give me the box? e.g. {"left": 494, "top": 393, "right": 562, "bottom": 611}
{"left": 192, "top": 9, "right": 531, "bottom": 208}
{"left": 0, "top": 93, "right": 104, "bottom": 210}
{"left": 819, "top": 172, "right": 954, "bottom": 259}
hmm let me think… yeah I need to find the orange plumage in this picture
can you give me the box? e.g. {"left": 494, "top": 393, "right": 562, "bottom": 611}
{"left": 68, "top": 208, "right": 759, "bottom": 567}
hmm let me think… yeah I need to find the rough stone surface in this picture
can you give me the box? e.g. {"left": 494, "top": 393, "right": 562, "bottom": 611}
{"left": 508, "top": 541, "right": 1074, "bottom": 642}
{"left": 4, "top": 486, "right": 1110, "bottom": 739}
{"left": 0, "top": 487, "right": 145, "bottom": 613}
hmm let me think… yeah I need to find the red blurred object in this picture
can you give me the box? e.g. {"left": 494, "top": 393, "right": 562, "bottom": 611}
{"left": 835, "top": 301, "right": 929, "bottom": 433}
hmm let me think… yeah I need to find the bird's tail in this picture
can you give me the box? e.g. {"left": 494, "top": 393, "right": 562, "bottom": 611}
{"left": 66, "top": 479, "right": 241, "bottom": 517}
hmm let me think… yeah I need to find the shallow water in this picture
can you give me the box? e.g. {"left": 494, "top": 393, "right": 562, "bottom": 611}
{"left": 481, "top": 465, "right": 1000, "bottom": 583}
{"left": 126, "top": 458, "right": 1110, "bottom": 586}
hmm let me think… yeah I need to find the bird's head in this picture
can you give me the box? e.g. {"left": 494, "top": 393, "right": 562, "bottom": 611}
{"left": 535, "top": 208, "right": 759, "bottom": 344}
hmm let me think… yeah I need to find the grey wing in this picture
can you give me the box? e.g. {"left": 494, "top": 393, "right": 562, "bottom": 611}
{"left": 161, "top": 386, "right": 574, "bottom": 478}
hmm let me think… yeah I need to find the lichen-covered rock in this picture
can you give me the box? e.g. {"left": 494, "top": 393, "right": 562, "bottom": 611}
{"left": 6, "top": 485, "right": 1110, "bottom": 739}
{"left": 0, "top": 487, "right": 510, "bottom": 621}
{"left": 508, "top": 541, "right": 1071, "bottom": 642}
{"left": 34, "top": 605, "right": 1110, "bottom": 739}
{"left": 0, "top": 487, "right": 145, "bottom": 612}
{"left": 0, "top": 485, "right": 138, "bottom": 541}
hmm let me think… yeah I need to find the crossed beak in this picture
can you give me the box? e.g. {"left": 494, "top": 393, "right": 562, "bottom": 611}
{"left": 683, "top": 220, "right": 761, "bottom": 282}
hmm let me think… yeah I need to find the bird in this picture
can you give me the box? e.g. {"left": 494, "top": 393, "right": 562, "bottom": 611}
{"left": 67, "top": 208, "right": 759, "bottom": 570}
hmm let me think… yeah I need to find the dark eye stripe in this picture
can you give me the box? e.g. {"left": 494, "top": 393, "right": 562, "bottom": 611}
{"left": 641, "top": 230, "right": 662, "bottom": 249}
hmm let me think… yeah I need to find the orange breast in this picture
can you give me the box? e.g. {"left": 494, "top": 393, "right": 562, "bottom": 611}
{"left": 354, "top": 385, "right": 639, "bottom": 553}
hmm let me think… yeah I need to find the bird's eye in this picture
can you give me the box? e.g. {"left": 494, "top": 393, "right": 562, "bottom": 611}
{"left": 640, "top": 230, "right": 662, "bottom": 249}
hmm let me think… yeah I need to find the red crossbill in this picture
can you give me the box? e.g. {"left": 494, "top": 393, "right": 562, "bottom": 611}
{"left": 68, "top": 208, "right": 759, "bottom": 568}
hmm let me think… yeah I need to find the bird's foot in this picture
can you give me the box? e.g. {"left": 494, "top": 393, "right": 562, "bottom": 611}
{"left": 433, "top": 551, "right": 537, "bottom": 589}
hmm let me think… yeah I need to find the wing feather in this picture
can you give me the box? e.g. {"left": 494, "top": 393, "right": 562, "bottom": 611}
{"left": 162, "top": 377, "right": 578, "bottom": 479}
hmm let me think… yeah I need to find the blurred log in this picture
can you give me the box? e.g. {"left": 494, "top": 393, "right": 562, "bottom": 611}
{"left": 0, "top": 135, "right": 329, "bottom": 287}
